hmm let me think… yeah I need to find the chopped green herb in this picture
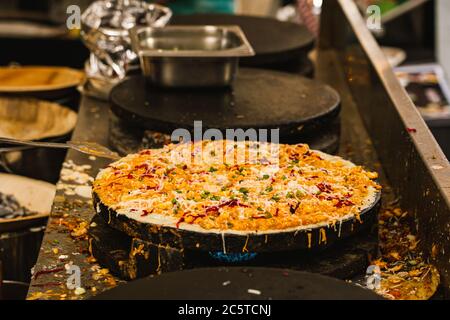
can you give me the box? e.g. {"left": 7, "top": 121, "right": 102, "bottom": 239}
{"left": 239, "top": 187, "right": 249, "bottom": 195}
{"left": 201, "top": 191, "right": 211, "bottom": 199}
{"left": 210, "top": 195, "right": 221, "bottom": 201}
{"left": 265, "top": 186, "right": 273, "bottom": 193}
{"left": 209, "top": 167, "right": 218, "bottom": 172}
{"left": 296, "top": 190, "right": 305, "bottom": 198}
{"left": 262, "top": 174, "right": 270, "bottom": 180}
{"left": 271, "top": 195, "right": 281, "bottom": 202}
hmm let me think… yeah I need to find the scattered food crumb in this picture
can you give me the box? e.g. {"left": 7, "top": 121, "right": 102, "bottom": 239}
{"left": 222, "top": 280, "right": 231, "bottom": 286}
{"left": 74, "top": 186, "right": 92, "bottom": 198}
{"left": 247, "top": 289, "right": 261, "bottom": 295}
{"left": 74, "top": 287, "right": 86, "bottom": 295}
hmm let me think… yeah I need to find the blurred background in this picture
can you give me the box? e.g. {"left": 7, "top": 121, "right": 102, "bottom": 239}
{"left": 1, "top": 0, "right": 447, "bottom": 156}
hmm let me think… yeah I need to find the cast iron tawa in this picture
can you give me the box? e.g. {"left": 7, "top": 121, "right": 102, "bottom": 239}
{"left": 110, "top": 68, "right": 340, "bottom": 138}
{"left": 92, "top": 267, "right": 383, "bottom": 300}
{"left": 93, "top": 191, "right": 380, "bottom": 253}
{"left": 172, "top": 14, "right": 315, "bottom": 68}
{"left": 88, "top": 213, "right": 378, "bottom": 281}
{"left": 107, "top": 112, "right": 341, "bottom": 156}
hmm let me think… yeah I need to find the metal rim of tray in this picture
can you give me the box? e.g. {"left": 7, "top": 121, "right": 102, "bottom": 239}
{"left": 130, "top": 25, "right": 255, "bottom": 58}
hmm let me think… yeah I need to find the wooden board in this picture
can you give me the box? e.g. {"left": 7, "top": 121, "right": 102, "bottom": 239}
{"left": 0, "top": 66, "right": 84, "bottom": 93}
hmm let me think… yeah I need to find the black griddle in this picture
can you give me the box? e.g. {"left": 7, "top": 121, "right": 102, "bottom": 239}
{"left": 108, "top": 113, "right": 341, "bottom": 156}
{"left": 93, "top": 190, "right": 380, "bottom": 253}
{"left": 171, "top": 14, "right": 315, "bottom": 73}
{"left": 110, "top": 68, "right": 340, "bottom": 140}
{"left": 88, "top": 213, "right": 378, "bottom": 281}
{"left": 92, "top": 267, "right": 382, "bottom": 300}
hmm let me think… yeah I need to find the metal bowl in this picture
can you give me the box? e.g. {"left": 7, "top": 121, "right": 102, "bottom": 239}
{"left": 130, "top": 25, "right": 255, "bottom": 87}
{"left": 0, "top": 97, "right": 77, "bottom": 183}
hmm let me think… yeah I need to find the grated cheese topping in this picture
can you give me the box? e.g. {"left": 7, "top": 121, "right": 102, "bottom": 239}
{"left": 93, "top": 140, "right": 380, "bottom": 233}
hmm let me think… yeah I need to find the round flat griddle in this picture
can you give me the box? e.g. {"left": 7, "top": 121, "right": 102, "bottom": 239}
{"left": 94, "top": 191, "right": 380, "bottom": 253}
{"left": 92, "top": 267, "right": 382, "bottom": 300}
{"left": 171, "top": 14, "right": 315, "bottom": 69}
{"left": 108, "top": 112, "right": 340, "bottom": 156}
{"left": 110, "top": 68, "right": 340, "bottom": 139}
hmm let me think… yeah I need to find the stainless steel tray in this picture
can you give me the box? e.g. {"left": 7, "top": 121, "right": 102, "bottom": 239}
{"left": 130, "top": 25, "right": 255, "bottom": 87}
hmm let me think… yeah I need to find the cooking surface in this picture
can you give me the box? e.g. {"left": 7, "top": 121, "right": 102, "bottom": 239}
{"left": 26, "top": 67, "right": 395, "bottom": 299}
{"left": 88, "top": 212, "right": 378, "bottom": 281}
{"left": 92, "top": 267, "right": 383, "bottom": 300}
{"left": 110, "top": 69, "right": 340, "bottom": 135}
{"left": 107, "top": 113, "right": 341, "bottom": 156}
{"left": 171, "top": 14, "right": 315, "bottom": 65}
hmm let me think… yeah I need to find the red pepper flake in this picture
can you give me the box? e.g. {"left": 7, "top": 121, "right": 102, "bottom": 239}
{"left": 135, "top": 163, "right": 149, "bottom": 170}
{"left": 145, "top": 185, "right": 158, "bottom": 190}
{"left": 318, "top": 194, "right": 338, "bottom": 201}
{"left": 190, "top": 214, "right": 206, "bottom": 224}
{"left": 205, "top": 206, "right": 220, "bottom": 216}
{"left": 252, "top": 215, "right": 267, "bottom": 219}
{"left": 317, "top": 183, "right": 333, "bottom": 193}
{"left": 335, "top": 199, "right": 354, "bottom": 208}
{"left": 139, "top": 150, "right": 152, "bottom": 155}
{"left": 127, "top": 174, "right": 133, "bottom": 179}
{"left": 176, "top": 212, "right": 207, "bottom": 227}
{"left": 288, "top": 152, "right": 300, "bottom": 160}
{"left": 219, "top": 199, "right": 249, "bottom": 208}
{"left": 274, "top": 208, "right": 280, "bottom": 217}
{"left": 33, "top": 267, "right": 65, "bottom": 280}
{"left": 407, "top": 127, "right": 417, "bottom": 133}
{"left": 289, "top": 202, "right": 300, "bottom": 214}
{"left": 141, "top": 209, "right": 154, "bottom": 217}
{"left": 176, "top": 211, "right": 190, "bottom": 228}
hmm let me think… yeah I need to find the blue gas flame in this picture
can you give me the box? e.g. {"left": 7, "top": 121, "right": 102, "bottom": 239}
{"left": 208, "top": 251, "right": 258, "bottom": 263}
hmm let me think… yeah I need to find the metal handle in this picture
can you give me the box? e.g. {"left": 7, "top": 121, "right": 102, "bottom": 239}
{"left": 0, "top": 137, "right": 69, "bottom": 150}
